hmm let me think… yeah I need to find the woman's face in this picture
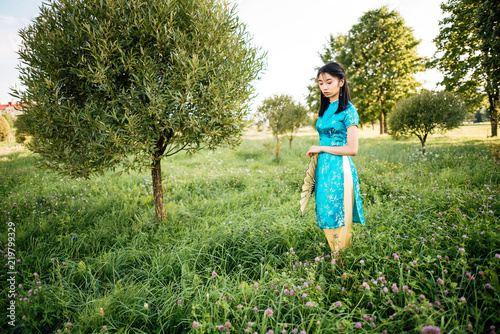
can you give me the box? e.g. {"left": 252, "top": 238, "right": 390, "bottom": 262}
{"left": 317, "top": 72, "right": 344, "bottom": 102}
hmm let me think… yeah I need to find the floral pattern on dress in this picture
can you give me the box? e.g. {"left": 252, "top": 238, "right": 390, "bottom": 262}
{"left": 315, "top": 100, "right": 365, "bottom": 229}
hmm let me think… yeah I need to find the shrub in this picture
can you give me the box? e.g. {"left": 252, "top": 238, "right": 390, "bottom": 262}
{"left": 13, "top": 115, "right": 30, "bottom": 144}
{"left": 1, "top": 112, "right": 14, "bottom": 129}
{"left": 0, "top": 115, "right": 11, "bottom": 141}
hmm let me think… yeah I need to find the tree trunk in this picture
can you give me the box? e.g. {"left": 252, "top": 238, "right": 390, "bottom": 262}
{"left": 152, "top": 158, "right": 166, "bottom": 222}
{"left": 151, "top": 134, "right": 169, "bottom": 222}
{"left": 379, "top": 112, "right": 385, "bottom": 135}
{"left": 288, "top": 136, "right": 293, "bottom": 148}
{"left": 379, "top": 90, "right": 386, "bottom": 135}
{"left": 489, "top": 93, "right": 498, "bottom": 137}
{"left": 418, "top": 133, "right": 427, "bottom": 155}
{"left": 384, "top": 112, "right": 387, "bottom": 134}
{"left": 275, "top": 134, "right": 280, "bottom": 161}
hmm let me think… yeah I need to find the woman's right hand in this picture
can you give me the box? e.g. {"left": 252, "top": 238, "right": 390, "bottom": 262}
{"left": 306, "top": 146, "right": 321, "bottom": 158}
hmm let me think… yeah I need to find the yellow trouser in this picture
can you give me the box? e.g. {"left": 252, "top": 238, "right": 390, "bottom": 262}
{"left": 323, "top": 156, "right": 354, "bottom": 253}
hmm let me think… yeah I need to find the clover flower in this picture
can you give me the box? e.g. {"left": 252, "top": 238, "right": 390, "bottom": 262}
{"left": 422, "top": 325, "right": 440, "bottom": 334}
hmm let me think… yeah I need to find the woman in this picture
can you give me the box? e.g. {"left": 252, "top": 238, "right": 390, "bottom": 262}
{"left": 306, "top": 62, "right": 365, "bottom": 253}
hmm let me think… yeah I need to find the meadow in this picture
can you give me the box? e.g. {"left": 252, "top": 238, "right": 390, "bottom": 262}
{"left": 0, "top": 123, "right": 499, "bottom": 333}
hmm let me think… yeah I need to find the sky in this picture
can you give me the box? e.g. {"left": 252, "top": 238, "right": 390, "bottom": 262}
{"left": 0, "top": 0, "right": 445, "bottom": 111}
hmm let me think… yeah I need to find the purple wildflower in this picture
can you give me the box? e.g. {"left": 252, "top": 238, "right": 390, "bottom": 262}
{"left": 422, "top": 325, "right": 441, "bottom": 334}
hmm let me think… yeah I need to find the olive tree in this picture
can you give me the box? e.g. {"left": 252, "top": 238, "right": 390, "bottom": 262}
{"left": 388, "top": 90, "right": 467, "bottom": 154}
{"left": 284, "top": 102, "right": 308, "bottom": 148}
{"left": 255, "top": 94, "right": 304, "bottom": 161}
{"left": 13, "top": 0, "right": 265, "bottom": 222}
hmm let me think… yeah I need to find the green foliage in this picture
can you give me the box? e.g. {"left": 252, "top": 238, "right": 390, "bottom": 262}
{"left": 388, "top": 91, "right": 466, "bottom": 154}
{"left": 2, "top": 113, "right": 14, "bottom": 129}
{"left": 0, "top": 115, "right": 11, "bottom": 141}
{"left": 0, "top": 131, "right": 499, "bottom": 333}
{"left": 284, "top": 102, "right": 309, "bottom": 148}
{"left": 13, "top": 115, "right": 29, "bottom": 144}
{"left": 316, "top": 6, "right": 426, "bottom": 133}
{"left": 13, "top": 0, "right": 265, "bottom": 178}
{"left": 434, "top": 0, "right": 500, "bottom": 136}
{"left": 255, "top": 94, "right": 306, "bottom": 160}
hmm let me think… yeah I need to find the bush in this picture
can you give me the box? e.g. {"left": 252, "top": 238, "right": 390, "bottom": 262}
{"left": 13, "top": 115, "right": 30, "bottom": 144}
{"left": 1, "top": 112, "right": 14, "bottom": 129}
{"left": 0, "top": 115, "right": 11, "bottom": 141}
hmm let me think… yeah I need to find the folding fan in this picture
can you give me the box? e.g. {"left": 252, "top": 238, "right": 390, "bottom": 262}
{"left": 299, "top": 154, "right": 318, "bottom": 216}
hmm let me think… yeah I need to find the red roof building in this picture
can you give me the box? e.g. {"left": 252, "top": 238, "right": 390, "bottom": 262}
{"left": 0, "top": 102, "right": 24, "bottom": 117}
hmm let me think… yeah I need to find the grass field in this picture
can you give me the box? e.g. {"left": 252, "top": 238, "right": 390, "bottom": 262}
{"left": 0, "top": 123, "right": 499, "bottom": 333}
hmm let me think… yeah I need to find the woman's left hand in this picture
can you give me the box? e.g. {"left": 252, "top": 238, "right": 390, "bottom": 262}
{"left": 306, "top": 146, "right": 322, "bottom": 158}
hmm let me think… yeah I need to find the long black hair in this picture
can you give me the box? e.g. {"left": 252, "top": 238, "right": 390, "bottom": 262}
{"left": 317, "top": 62, "right": 352, "bottom": 117}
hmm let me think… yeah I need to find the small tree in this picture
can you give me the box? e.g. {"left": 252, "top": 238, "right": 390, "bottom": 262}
{"left": 284, "top": 102, "right": 308, "bottom": 148}
{"left": 256, "top": 94, "right": 300, "bottom": 161}
{"left": 13, "top": 0, "right": 265, "bottom": 222}
{"left": 388, "top": 90, "right": 466, "bottom": 154}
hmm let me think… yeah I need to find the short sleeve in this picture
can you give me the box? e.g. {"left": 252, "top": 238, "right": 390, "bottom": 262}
{"left": 344, "top": 104, "right": 359, "bottom": 128}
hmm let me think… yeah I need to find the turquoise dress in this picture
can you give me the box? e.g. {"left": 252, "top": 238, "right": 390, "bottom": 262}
{"left": 315, "top": 100, "right": 365, "bottom": 229}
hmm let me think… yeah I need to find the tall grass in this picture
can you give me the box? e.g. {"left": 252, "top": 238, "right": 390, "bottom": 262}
{"left": 0, "top": 124, "right": 499, "bottom": 333}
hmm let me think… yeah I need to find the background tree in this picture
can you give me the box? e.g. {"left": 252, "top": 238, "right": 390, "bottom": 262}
{"left": 388, "top": 90, "right": 466, "bottom": 154}
{"left": 434, "top": 0, "right": 499, "bottom": 136}
{"left": 474, "top": 109, "right": 483, "bottom": 123}
{"left": 0, "top": 115, "right": 10, "bottom": 141}
{"left": 255, "top": 94, "right": 300, "bottom": 161}
{"left": 315, "top": 6, "right": 426, "bottom": 134}
{"left": 284, "top": 102, "right": 308, "bottom": 148}
{"left": 13, "top": 115, "right": 30, "bottom": 144}
{"left": 13, "top": 0, "right": 265, "bottom": 222}
{"left": 1, "top": 112, "right": 14, "bottom": 130}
